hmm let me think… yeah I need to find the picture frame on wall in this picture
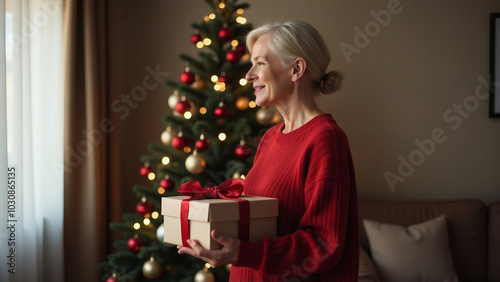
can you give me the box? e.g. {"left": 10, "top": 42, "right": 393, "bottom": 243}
{"left": 489, "top": 13, "right": 500, "bottom": 117}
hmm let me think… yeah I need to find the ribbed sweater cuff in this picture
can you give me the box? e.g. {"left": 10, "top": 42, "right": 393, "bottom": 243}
{"left": 234, "top": 240, "right": 264, "bottom": 269}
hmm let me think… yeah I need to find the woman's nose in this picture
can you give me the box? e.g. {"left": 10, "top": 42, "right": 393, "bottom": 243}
{"left": 245, "top": 67, "right": 256, "bottom": 82}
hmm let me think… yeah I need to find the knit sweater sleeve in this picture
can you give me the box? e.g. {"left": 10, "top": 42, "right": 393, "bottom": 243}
{"left": 233, "top": 127, "right": 354, "bottom": 277}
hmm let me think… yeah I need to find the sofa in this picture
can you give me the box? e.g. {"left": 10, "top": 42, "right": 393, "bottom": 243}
{"left": 357, "top": 198, "right": 500, "bottom": 282}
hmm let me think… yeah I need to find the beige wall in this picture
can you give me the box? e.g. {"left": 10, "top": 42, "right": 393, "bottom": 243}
{"left": 108, "top": 0, "right": 500, "bottom": 214}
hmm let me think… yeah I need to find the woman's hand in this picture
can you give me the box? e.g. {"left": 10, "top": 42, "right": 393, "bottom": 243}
{"left": 177, "top": 229, "right": 240, "bottom": 268}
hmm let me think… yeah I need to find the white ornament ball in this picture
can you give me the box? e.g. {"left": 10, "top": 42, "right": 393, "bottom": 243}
{"left": 168, "top": 93, "right": 180, "bottom": 110}
{"left": 185, "top": 152, "right": 206, "bottom": 174}
{"left": 194, "top": 269, "right": 215, "bottom": 282}
{"left": 256, "top": 107, "right": 274, "bottom": 125}
{"left": 161, "top": 128, "right": 177, "bottom": 145}
{"left": 156, "top": 224, "right": 165, "bottom": 242}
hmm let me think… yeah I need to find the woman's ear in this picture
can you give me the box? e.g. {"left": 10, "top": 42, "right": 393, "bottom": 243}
{"left": 291, "top": 57, "right": 307, "bottom": 82}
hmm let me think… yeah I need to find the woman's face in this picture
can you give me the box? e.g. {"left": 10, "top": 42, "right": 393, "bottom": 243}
{"left": 245, "top": 34, "right": 293, "bottom": 107}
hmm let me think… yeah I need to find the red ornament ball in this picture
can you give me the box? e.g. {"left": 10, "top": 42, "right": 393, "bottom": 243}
{"left": 214, "top": 106, "right": 229, "bottom": 118}
{"left": 218, "top": 27, "right": 233, "bottom": 41}
{"left": 127, "top": 237, "right": 142, "bottom": 253}
{"left": 195, "top": 139, "right": 210, "bottom": 151}
{"left": 176, "top": 100, "right": 191, "bottom": 114}
{"left": 172, "top": 136, "right": 189, "bottom": 150}
{"left": 235, "top": 144, "right": 252, "bottom": 159}
{"left": 180, "top": 71, "right": 195, "bottom": 85}
{"left": 136, "top": 201, "right": 152, "bottom": 216}
{"left": 226, "top": 50, "right": 241, "bottom": 64}
{"left": 160, "top": 178, "right": 175, "bottom": 191}
{"left": 190, "top": 34, "right": 202, "bottom": 44}
{"left": 106, "top": 276, "right": 118, "bottom": 282}
{"left": 236, "top": 44, "right": 246, "bottom": 54}
{"left": 140, "top": 166, "right": 152, "bottom": 178}
{"left": 218, "top": 75, "right": 228, "bottom": 84}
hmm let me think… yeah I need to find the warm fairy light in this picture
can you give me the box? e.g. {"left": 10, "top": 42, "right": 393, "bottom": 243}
{"left": 231, "top": 40, "right": 238, "bottom": 47}
{"left": 241, "top": 53, "right": 249, "bottom": 61}
{"left": 203, "top": 38, "right": 211, "bottom": 46}
{"left": 162, "top": 156, "right": 170, "bottom": 165}
{"left": 133, "top": 223, "right": 141, "bottom": 230}
{"left": 209, "top": 13, "right": 216, "bottom": 20}
{"left": 184, "top": 147, "right": 192, "bottom": 153}
{"left": 219, "top": 83, "right": 226, "bottom": 92}
{"left": 148, "top": 172, "right": 156, "bottom": 180}
{"left": 211, "top": 75, "right": 218, "bottom": 82}
{"left": 249, "top": 101, "right": 257, "bottom": 108}
{"left": 240, "top": 174, "right": 246, "bottom": 180}
{"left": 158, "top": 187, "right": 165, "bottom": 194}
{"left": 205, "top": 263, "right": 211, "bottom": 269}
{"left": 199, "top": 107, "right": 207, "bottom": 114}
{"left": 184, "top": 111, "right": 192, "bottom": 119}
{"left": 218, "top": 133, "right": 227, "bottom": 141}
{"left": 237, "top": 8, "right": 244, "bottom": 14}
{"left": 144, "top": 213, "right": 150, "bottom": 219}
{"left": 204, "top": 15, "right": 210, "bottom": 21}
{"left": 219, "top": 3, "right": 225, "bottom": 9}
{"left": 196, "top": 42, "right": 204, "bottom": 49}
{"left": 236, "top": 16, "right": 247, "bottom": 24}
{"left": 214, "top": 84, "right": 221, "bottom": 91}
{"left": 239, "top": 78, "right": 247, "bottom": 86}
{"left": 152, "top": 211, "right": 159, "bottom": 219}
{"left": 143, "top": 218, "right": 151, "bottom": 226}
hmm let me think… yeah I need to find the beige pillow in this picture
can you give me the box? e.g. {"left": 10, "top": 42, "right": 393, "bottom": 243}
{"left": 359, "top": 246, "right": 380, "bottom": 282}
{"left": 363, "top": 215, "right": 457, "bottom": 282}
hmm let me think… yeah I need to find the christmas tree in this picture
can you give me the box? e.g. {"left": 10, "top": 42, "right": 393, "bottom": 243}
{"left": 99, "top": 0, "right": 281, "bottom": 281}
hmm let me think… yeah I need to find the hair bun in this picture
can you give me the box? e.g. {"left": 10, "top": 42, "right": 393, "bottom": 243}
{"left": 320, "top": 70, "right": 343, "bottom": 95}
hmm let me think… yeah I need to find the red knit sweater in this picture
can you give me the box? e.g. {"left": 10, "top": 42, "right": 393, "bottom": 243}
{"left": 230, "top": 114, "right": 359, "bottom": 282}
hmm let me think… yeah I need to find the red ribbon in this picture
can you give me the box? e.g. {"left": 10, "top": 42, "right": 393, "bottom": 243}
{"left": 178, "top": 178, "right": 250, "bottom": 248}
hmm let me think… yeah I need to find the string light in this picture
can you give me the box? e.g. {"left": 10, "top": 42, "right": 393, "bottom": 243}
{"left": 196, "top": 42, "right": 204, "bottom": 49}
{"left": 184, "top": 147, "right": 191, "bottom": 153}
{"left": 211, "top": 75, "right": 218, "bottom": 82}
{"left": 231, "top": 40, "right": 238, "bottom": 47}
{"left": 218, "top": 133, "right": 227, "bottom": 141}
{"left": 199, "top": 107, "right": 207, "bottom": 114}
{"left": 158, "top": 187, "right": 165, "bottom": 194}
{"left": 133, "top": 223, "right": 141, "bottom": 230}
{"left": 218, "top": 3, "right": 225, "bottom": 9}
{"left": 214, "top": 84, "right": 221, "bottom": 91}
{"left": 184, "top": 111, "right": 192, "bottom": 119}
{"left": 249, "top": 101, "right": 257, "bottom": 108}
{"left": 209, "top": 13, "right": 216, "bottom": 20}
{"left": 239, "top": 78, "right": 247, "bottom": 86}
{"left": 203, "top": 38, "right": 211, "bottom": 46}
{"left": 237, "top": 8, "right": 244, "bottom": 14}
{"left": 205, "top": 263, "right": 211, "bottom": 269}
{"left": 236, "top": 16, "right": 247, "bottom": 24}
{"left": 204, "top": 15, "right": 210, "bottom": 21}
{"left": 151, "top": 211, "right": 159, "bottom": 219}
{"left": 143, "top": 218, "right": 151, "bottom": 226}
{"left": 148, "top": 172, "right": 156, "bottom": 180}
{"left": 240, "top": 174, "right": 246, "bottom": 180}
{"left": 162, "top": 156, "right": 170, "bottom": 165}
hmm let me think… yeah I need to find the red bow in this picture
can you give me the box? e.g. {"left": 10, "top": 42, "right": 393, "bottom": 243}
{"left": 177, "top": 178, "right": 244, "bottom": 200}
{"left": 177, "top": 178, "right": 249, "bottom": 248}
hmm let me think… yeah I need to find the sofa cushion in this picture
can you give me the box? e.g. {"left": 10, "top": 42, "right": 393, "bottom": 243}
{"left": 489, "top": 201, "right": 500, "bottom": 282}
{"left": 363, "top": 215, "right": 457, "bottom": 281}
{"left": 358, "top": 246, "right": 380, "bottom": 282}
{"left": 358, "top": 198, "right": 487, "bottom": 281}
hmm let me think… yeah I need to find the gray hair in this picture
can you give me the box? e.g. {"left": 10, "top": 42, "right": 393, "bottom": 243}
{"left": 246, "top": 20, "right": 342, "bottom": 95}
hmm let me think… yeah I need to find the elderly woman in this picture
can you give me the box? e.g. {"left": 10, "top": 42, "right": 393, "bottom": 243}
{"left": 178, "top": 20, "right": 359, "bottom": 281}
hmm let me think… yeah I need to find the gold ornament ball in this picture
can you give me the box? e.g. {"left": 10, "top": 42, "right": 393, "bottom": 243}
{"left": 236, "top": 96, "right": 250, "bottom": 110}
{"left": 185, "top": 152, "right": 206, "bottom": 174}
{"left": 160, "top": 129, "right": 178, "bottom": 145}
{"left": 194, "top": 269, "right": 215, "bottom": 282}
{"left": 192, "top": 79, "right": 206, "bottom": 91}
{"left": 142, "top": 258, "right": 162, "bottom": 279}
{"left": 256, "top": 107, "right": 274, "bottom": 125}
{"left": 168, "top": 93, "right": 180, "bottom": 110}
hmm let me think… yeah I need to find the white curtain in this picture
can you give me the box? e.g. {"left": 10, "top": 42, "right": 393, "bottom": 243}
{"left": 0, "top": 0, "right": 64, "bottom": 281}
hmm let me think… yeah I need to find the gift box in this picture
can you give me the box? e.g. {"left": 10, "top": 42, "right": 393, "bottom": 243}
{"left": 161, "top": 195, "right": 278, "bottom": 250}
